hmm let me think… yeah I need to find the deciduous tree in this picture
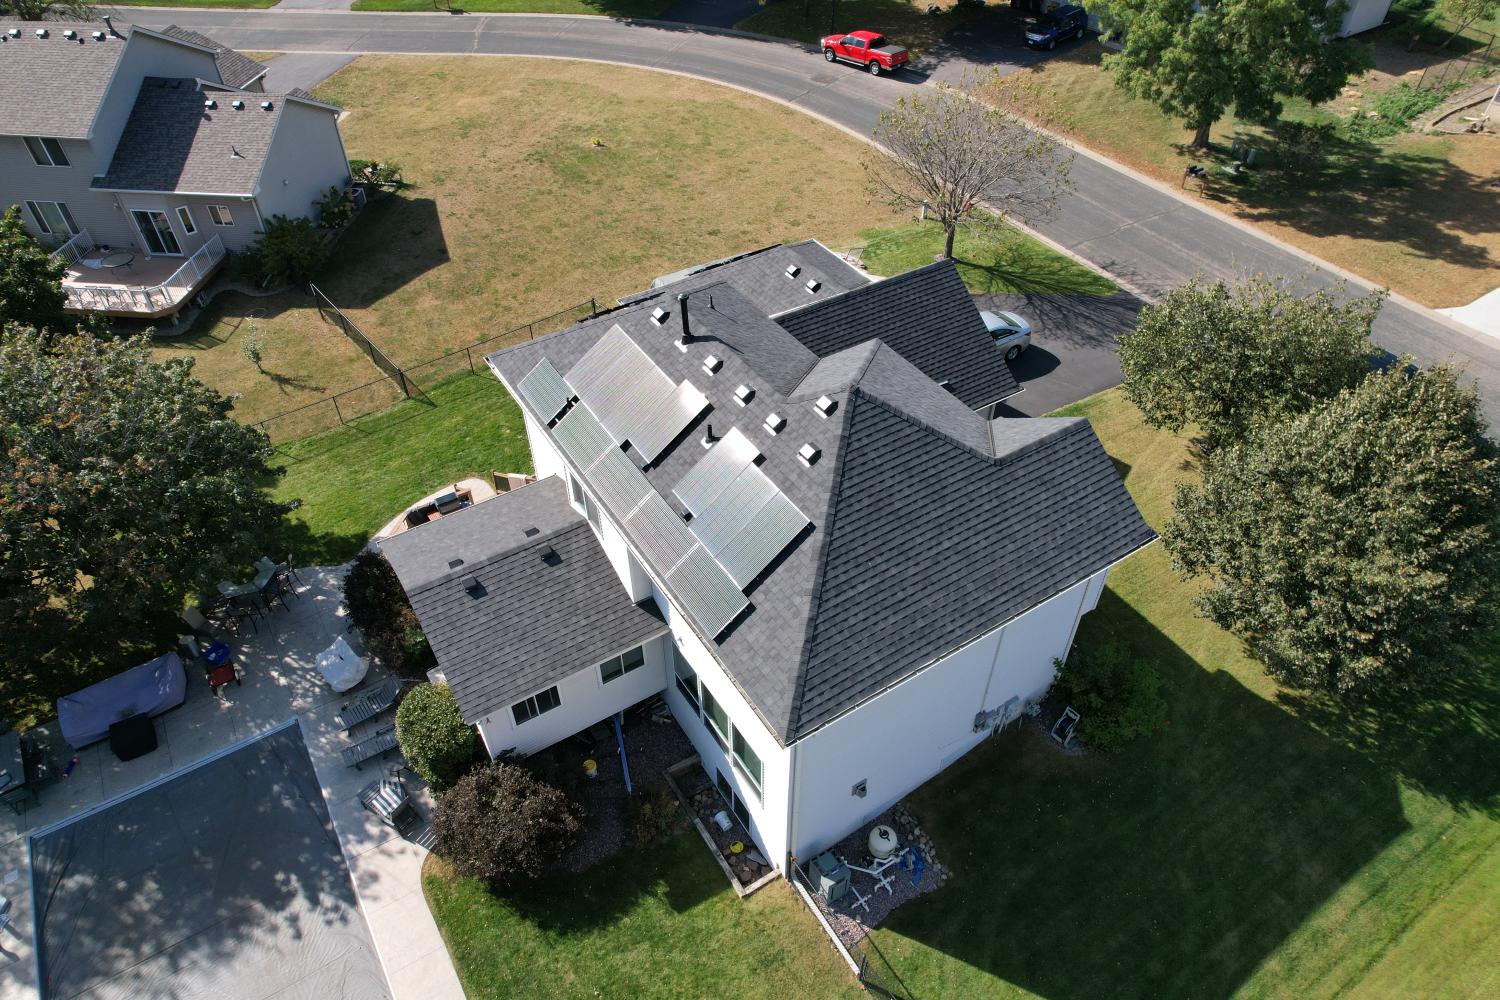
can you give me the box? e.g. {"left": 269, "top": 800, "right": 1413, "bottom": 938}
{"left": 0, "top": 205, "right": 68, "bottom": 334}
{"left": 1118, "top": 274, "right": 1383, "bottom": 452}
{"left": 0, "top": 0, "right": 94, "bottom": 20}
{"left": 1095, "top": 0, "right": 1372, "bottom": 148}
{"left": 1164, "top": 361, "right": 1500, "bottom": 695}
{"left": 0, "top": 327, "right": 291, "bottom": 674}
{"left": 434, "top": 761, "right": 583, "bottom": 888}
{"left": 1436, "top": 0, "right": 1498, "bottom": 50}
{"left": 868, "top": 73, "right": 1072, "bottom": 259}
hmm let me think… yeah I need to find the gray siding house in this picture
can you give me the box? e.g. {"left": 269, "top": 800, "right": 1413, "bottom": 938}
{"left": 0, "top": 20, "right": 351, "bottom": 320}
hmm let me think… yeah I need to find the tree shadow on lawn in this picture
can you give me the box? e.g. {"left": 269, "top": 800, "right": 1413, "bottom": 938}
{"left": 880, "top": 590, "right": 1413, "bottom": 1000}
{"left": 314, "top": 193, "right": 449, "bottom": 313}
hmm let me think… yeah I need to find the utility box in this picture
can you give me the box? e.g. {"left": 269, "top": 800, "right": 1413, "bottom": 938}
{"left": 813, "top": 851, "right": 850, "bottom": 904}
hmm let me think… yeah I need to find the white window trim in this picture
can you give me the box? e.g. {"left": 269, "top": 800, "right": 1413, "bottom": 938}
{"left": 208, "top": 204, "right": 234, "bottom": 227}
{"left": 175, "top": 205, "right": 197, "bottom": 235}
{"left": 24, "top": 200, "right": 78, "bottom": 237}
{"left": 24, "top": 136, "right": 68, "bottom": 167}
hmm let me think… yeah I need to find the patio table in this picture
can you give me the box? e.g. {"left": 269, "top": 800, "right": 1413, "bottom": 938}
{"left": 98, "top": 251, "right": 134, "bottom": 271}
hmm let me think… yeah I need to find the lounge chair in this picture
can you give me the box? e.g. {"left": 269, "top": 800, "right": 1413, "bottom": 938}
{"left": 342, "top": 725, "right": 399, "bottom": 769}
{"left": 359, "top": 767, "right": 424, "bottom": 839}
{"left": 335, "top": 676, "right": 401, "bottom": 733}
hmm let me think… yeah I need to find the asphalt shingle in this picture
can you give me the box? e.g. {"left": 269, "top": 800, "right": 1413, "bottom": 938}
{"left": 0, "top": 21, "right": 136, "bottom": 139}
{"left": 161, "top": 26, "right": 266, "bottom": 89}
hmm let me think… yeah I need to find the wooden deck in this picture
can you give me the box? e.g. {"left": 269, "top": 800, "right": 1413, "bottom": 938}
{"left": 61, "top": 237, "right": 226, "bottom": 320}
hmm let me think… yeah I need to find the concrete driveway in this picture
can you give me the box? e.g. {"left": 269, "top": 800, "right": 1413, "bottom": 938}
{"left": 983, "top": 290, "right": 1144, "bottom": 416}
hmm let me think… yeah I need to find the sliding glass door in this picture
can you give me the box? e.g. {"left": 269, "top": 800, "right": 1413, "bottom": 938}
{"left": 131, "top": 210, "right": 182, "bottom": 256}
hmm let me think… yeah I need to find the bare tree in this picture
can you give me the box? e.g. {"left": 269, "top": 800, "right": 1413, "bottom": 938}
{"left": 867, "top": 72, "right": 1073, "bottom": 260}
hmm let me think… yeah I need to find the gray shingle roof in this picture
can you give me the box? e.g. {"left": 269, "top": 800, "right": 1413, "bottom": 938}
{"left": 380, "top": 477, "right": 668, "bottom": 726}
{"left": 632, "top": 240, "right": 871, "bottom": 315}
{"left": 0, "top": 21, "right": 135, "bottom": 139}
{"left": 488, "top": 268, "right": 1154, "bottom": 745}
{"left": 775, "top": 260, "right": 1020, "bottom": 410}
{"left": 161, "top": 26, "right": 266, "bottom": 89}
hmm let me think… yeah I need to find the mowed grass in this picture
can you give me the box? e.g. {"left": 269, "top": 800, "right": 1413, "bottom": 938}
{"left": 1018, "top": 43, "right": 1499, "bottom": 308}
{"left": 268, "top": 373, "right": 531, "bottom": 565}
{"left": 423, "top": 836, "right": 862, "bottom": 1000}
{"left": 861, "top": 218, "right": 1118, "bottom": 295}
{"left": 866, "top": 389, "right": 1500, "bottom": 998}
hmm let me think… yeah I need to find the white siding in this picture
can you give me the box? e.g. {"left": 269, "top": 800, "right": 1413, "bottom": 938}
{"left": 786, "top": 571, "right": 1105, "bottom": 862}
{"left": 475, "top": 637, "right": 668, "bottom": 758}
{"left": 253, "top": 101, "right": 350, "bottom": 224}
{"left": 1339, "top": 0, "right": 1392, "bottom": 36}
{"left": 523, "top": 412, "right": 565, "bottom": 480}
{"left": 91, "top": 33, "right": 222, "bottom": 164}
{"left": 0, "top": 137, "right": 135, "bottom": 249}
{"left": 180, "top": 196, "right": 261, "bottom": 253}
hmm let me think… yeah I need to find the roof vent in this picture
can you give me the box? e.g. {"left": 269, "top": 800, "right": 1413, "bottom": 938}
{"left": 733, "top": 384, "right": 754, "bottom": 407}
{"left": 784, "top": 264, "right": 800, "bottom": 279}
{"left": 63, "top": 29, "right": 77, "bottom": 39}
{"left": 446, "top": 557, "right": 465, "bottom": 569}
{"left": 463, "top": 575, "right": 486, "bottom": 598}
{"left": 763, "top": 412, "right": 786, "bottom": 436}
{"left": 813, "top": 395, "right": 837, "bottom": 418}
{"left": 702, "top": 354, "right": 722, "bottom": 376}
{"left": 229, "top": 145, "right": 244, "bottom": 159}
{"left": 35, "top": 28, "right": 48, "bottom": 38}
{"left": 797, "top": 443, "right": 821, "bottom": 467}
{"left": 204, "top": 99, "right": 217, "bottom": 110}
{"left": 260, "top": 100, "right": 273, "bottom": 111}
{"left": 805, "top": 279, "right": 821, "bottom": 294}
{"left": 232, "top": 99, "right": 245, "bottom": 110}
{"left": 7, "top": 29, "right": 20, "bottom": 38}
{"left": 538, "top": 544, "right": 557, "bottom": 563}
{"left": 92, "top": 31, "right": 105, "bottom": 41}
{"left": 522, "top": 525, "right": 540, "bottom": 537}
{"left": 701, "top": 423, "right": 717, "bottom": 449}
{"left": 650, "top": 306, "right": 669, "bottom": 326}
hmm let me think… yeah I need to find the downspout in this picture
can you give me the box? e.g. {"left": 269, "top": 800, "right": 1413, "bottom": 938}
{"left": 784, "top": 738, "right": 801, "bottom": 875}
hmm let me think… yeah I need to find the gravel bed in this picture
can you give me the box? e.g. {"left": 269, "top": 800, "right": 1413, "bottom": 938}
{"left": 802, "top": 804, "right": 949, "bottom": 949}
{"left": 676, "top": 768, "right": 773, "bottom": 887}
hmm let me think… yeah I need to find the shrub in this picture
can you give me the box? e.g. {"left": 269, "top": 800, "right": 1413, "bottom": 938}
{"left": 342, "top": 550, "right": 436, "bottom": 679}
{"left": 1342, "top": 83, "right": 1447, "bottom": 140}
{"left": 434, "top": 760, "right": 584, "bottom": 888}
{"left": 1270, "top": 120, "right": 1334, "bottom": 179}
{"left": 316, "top": 186, "right": 357, "bottom": 230}
{"left": 1053, "top": 640, "right": 1167, "bottom": 751}
{"left": 626, "top": 786, "right": 680, "bottom": 847}
{"left": 349, "top": 159, "right": 404, "bottom": 187}
{"left": 250, "top": 214, "right": 328, "bottom": 286}
{"left": 396, "top": 683, "right": 478, "bottom": 792}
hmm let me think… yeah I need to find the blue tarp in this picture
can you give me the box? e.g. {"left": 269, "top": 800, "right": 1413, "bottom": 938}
{"left": 57, "top": 652, "right": 187, "bottom": 748}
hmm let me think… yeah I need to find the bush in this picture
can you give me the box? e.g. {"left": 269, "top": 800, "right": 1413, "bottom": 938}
{"left": 1053, "top": 640, "right": 1167, "bottom": 751}
{"left": 316, "top": 186, "right": 357, "bottom": 230}
{"left": 626, "top": 786, "right": 680, "bottom": 847}
{"left": 250, "top": 214, "right": 328, "bottom": 286}
{"left": 396, "top": 683, "right": 478, "bottom": 792}
{"left": 342, "top": 550, "right": 436, "bottom": 679}
{"left": 1270, "top": 120, "right": 1334, "bottom": 179}
{"left": 434, "top": 760, "right": 584, "bottom": 888}
{"left": 349, "top": 159, "right": 404, "bottom": 187}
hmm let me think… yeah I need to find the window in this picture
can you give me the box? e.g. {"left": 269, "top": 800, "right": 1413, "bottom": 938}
{"left": 732, "top": 728, "right": 763, "bottom": 795}
{"left": 175, "top": 206, "right": 197, "bottom": 235}
{"left": 702, "top": 687, "right": 730, "bottom": 746}
{"left": 715, "top": 768, "right": 751, "bottom": 828}
{"left": 672, "top": 646, "right": 699, "bottom": 712}
{"left": 567, "top": 474, "right": 587, "bottom": 512}
{"left": 207, "top": 204, "right": 234, "bottom": 227}
{"left": 511, "top": 685, "right": 561, "bottom": 726}
{"left": 24, "top": 201, "right": 78, "bottom": 237}
{"left": 600, "top": 645, "right": 646, "bottom": 684}
{"left": 585, "top": 493, "right": 601, "bottom": 531}
{"left": 131, "top": 210, "right": 182, "bottom": 256}
{"left": 23, "top": 136, "right": 68, "bottom": 167}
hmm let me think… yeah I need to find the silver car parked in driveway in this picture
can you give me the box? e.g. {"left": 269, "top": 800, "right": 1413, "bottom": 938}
{"left": 981, "top": 309, "right": 1033, "bottom": 362}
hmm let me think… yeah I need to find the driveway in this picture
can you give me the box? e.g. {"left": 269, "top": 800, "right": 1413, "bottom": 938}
{"left": 984, "top": 290, "right": 1143, "bottom": 416}
{"left": 118, "top": 9, "right": 1500, "bottom": 420}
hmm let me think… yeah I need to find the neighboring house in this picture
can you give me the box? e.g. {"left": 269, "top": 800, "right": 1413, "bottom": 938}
{"left": 381, "top": 242, "right": 1155, "bottom": 873}
{"left": 0, "top": 20, "right": 351, "bottom": 320}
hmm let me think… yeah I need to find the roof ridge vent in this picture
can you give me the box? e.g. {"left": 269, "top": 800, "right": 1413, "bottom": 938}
{"left": 785, "top": 264, "right": 801, "bottom": 279}
{"left": 813, "top": 395, "right": 837, "bottom": 418}
{"left": 805, "top": 279, "right": 821, "bottom": 294}
{"left": 763, "top": 412, "right": 786, "bottom": 436}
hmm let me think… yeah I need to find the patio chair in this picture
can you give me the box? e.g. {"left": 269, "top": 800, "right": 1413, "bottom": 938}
{"left": 335, "top": 676, "right": 402, "bottom": 733}
{"left": 359, "top": 767, "right": 424, "bottom": 839}
{"left": 342, "top": 725, "right": 399, "bottom": 769}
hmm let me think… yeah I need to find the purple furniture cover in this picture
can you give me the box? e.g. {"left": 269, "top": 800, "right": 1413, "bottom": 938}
{"left": 57, "top": 652, "right": 188, "bottom": 748}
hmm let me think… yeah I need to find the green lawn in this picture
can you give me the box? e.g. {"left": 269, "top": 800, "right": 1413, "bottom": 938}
{"left": 861, "top": 219, "right": 1118, "bottom": 296}
{"left": 423, "top": 834, "right": 862, "bottom": 1000}
{"left": 268, "top": 372, "right": 531, "bottom": 566}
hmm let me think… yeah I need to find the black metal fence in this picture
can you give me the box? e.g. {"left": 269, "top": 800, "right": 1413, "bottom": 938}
{"left": 786, "top": 858, "right": 914, "bottom": 1000}
{"left": 254, "top": 295, "right": 599, "bottom": 443}
{"left": 1387, "top": 9, "right": 1500, "bottom": 91}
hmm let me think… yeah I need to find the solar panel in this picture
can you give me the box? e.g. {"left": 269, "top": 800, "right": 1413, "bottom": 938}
{"left": 585, "top": 345, "right": 673, "bottom": 440}
{"left": 589, "top": 447, "right": 652, "bottom": 518}
{"left": 624, "top": 493, "right": 698, "bottom": 574}
{"left": 515, "top": 358, "right": 572, "bottom": 423}
{"left": 689, "top": 464, "right": 778, "bottom": 555}
{"left": 565, "top": 325, "right": 635, "bottom": 401}
{"left": 552, "top": 405, "right": 613, "bottom": 469}
{"left": 668, "top": 547, "right": 750, "bottom": 638}
{"left": 630, "top": 381, "right": 710, "bottom": 463}
{"left": 672, "top": 427, "right": 760, "bottom": 514}
{"left": 715, "top": 491, "right": 810, "bottom": 587}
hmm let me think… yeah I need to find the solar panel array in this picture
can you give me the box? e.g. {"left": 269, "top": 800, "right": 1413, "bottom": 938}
{"left": 552, "top": 405, "right": 614, "bottom": 469}
{"left": 669, "top": 548, "right": 753, "bottom": 639}
{"left": 566, "top": 325, "right": 706, "bottom": 461}
{"left": 515, "top": 357, "right": 572, "bottom": 423}
{"left": 673, "top": 427, "right": 761, "bottom": 514}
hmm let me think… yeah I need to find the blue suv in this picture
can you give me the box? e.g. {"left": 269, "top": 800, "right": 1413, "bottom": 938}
{"left": 1025, "top": 4, "right": 1088, "bottom": 50}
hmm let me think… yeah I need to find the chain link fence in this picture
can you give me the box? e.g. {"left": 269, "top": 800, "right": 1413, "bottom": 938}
{"left": 254, "top": 295, "right": 598, "bottom": 443}
{"left": 1388, "top": 8, "right": 1500, "bottom": 91}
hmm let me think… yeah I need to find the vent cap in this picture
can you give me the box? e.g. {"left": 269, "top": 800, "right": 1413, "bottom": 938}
{"left": 232, "top": 99, "right": 245, "bottom": 110}
{"left": 805, "top": 279, "right": 821, "bottom": 294}
{"left": 35, "top": 28, "right": 48, "bottom": 38}
{"left": 763, "top": 412, "right": 786, "bottom": 435}
{"left": 7, "top": 29, "right": 21, "bottom": 38}
{"left": 63, "top": 29, "right": 77, "bottom": 39}
{"left": 733, "top": 384, "right": 754, "bottom": 407}
{"left": 92, "top": 30, "right": 105, "bottom": 40}
{"left": 798, "top": 443, "right": 821, "bottom": 467}
{"left": 463, "top": 576, "right": 486, "bottom": 597}
{"left": 260, "top": 100, "right": 273, "bottom": 110}
{"left": 204, "top": 99, "right": 217, "bottom": 110}
{"left": 784, "top": 264, "right": 800, "bottom": 279}
{"left": 650, "top": 306, "right": 669, "bottom": 326}
{"left": 813, "top": 395, "right": 837, "bottom": 418}
{"left": 702, "top": 354, "right": 722, "bottom": 376}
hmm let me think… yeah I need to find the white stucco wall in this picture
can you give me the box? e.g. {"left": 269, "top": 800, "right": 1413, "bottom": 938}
{"left": 1339, "top": 0, "right": 1392, "bottom": 36}
{"left": 786, "top": 570, "right": 1106, "bottom": 862}
{"left": 253, "top": 100, "right": 350, "bottom": 224}
{"left": 475, "top": 635, "right": 669, "bottom": 759}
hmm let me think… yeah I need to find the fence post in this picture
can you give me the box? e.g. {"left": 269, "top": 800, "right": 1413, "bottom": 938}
{"left": 466, "top": 346, "right": 475, "bottom": 374}
{"left": 591, "top": 297, "right": 598, "bottom": 317}
{"left": 332, "top": 394, "right": 345, "bottom": 426}
{"left": 398, "top": 371, "right": 412, "bottom": 399}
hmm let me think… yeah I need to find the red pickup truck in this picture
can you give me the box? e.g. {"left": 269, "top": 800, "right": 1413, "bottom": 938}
{"left": 820, "top": 30, "right": 909, "bottom": 76}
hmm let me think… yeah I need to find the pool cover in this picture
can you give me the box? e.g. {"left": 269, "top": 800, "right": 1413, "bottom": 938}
{"left": 30, "top": 724, "right": 389, "bottom": 999}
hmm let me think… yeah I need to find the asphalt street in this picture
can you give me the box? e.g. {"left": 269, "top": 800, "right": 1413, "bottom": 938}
{"left": 116, "top": 8, "right": 1500, "bottom": 417}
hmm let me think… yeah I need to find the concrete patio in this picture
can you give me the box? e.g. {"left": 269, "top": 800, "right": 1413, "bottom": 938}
{"left": 0, "top": 566, "right": 463, "bottom": 1000}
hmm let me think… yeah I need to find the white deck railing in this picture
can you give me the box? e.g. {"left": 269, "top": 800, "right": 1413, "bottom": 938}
{"left": 63, "top": 235, "right": 225, "bottom": 314}
{"left": 49, "top": 229, "right": 92, "bottom": 269}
